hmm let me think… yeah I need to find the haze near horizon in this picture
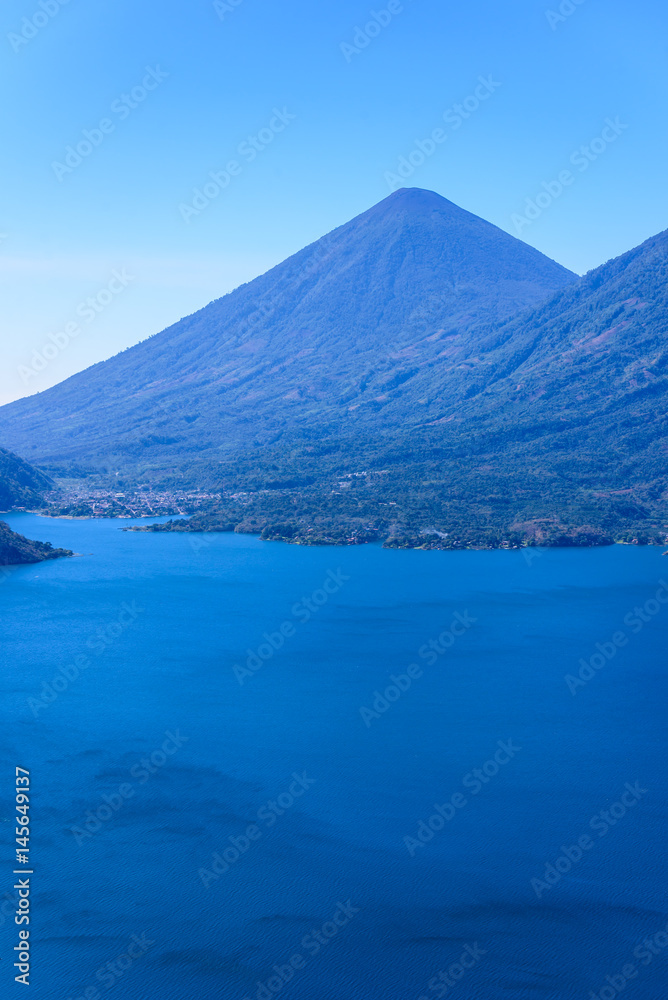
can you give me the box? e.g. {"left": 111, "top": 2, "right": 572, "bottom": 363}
{"left": 1, "top": 0, "right": 667, "bottom": 406}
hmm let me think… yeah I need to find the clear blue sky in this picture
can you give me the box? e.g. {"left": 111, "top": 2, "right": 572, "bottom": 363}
{"left": 1, "top": 0, "right": 666, "bottom": 405}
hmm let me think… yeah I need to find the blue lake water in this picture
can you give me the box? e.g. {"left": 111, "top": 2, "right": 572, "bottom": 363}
{"left": 2, "top": 513, "right": 667, "bottom": 1000}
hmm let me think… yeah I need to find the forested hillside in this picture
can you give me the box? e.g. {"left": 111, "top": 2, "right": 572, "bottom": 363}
{"left": 1, "top": 189, "right": 667, "bottom": 547}
{"left": 0, "top": 189, "right": 575, "bottom": 469}
{"left": 0, "top": 446, "right": 52, "bottom": 511}
{"left": 0, "top": 520, "right": 72, "bottom": 566}
{"left": 129, "top": 225, "right": 668, "bottom": 546}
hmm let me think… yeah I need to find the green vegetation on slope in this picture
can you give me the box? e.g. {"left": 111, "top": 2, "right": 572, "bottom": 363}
{"left": 0, "top": 520, "right": 73, "bottom": 566}
{"left": 0, "top": 446, "right": 53, "bottom": 511}
{"left": 3, "top": 191, "right": 668, "bottom": 548}
{"left": 0, "top": 448, "right": 73, "bottom": 563}
{"left": 123, "top": 227, "right": 668, "bottom": 547}
{"left": 0, "top": 189, "right": 576, "bottom": 468}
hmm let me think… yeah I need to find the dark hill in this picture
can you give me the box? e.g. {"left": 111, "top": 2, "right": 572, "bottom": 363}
{"left": 0, "top": 520, "right": 73, "bottom": 566}
{"left": 0, "top": 446, "right": 53, "bottom": 511}
{"left": 0, "top": 448, "right": 73, "bottom": 564}
{"left": 0, "top": 189, "right": 576, "bottom": 469}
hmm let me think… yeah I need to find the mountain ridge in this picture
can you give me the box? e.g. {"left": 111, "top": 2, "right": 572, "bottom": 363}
{"left": 0, "top": 188, "right": 577, "bottom": 468}
{"left": 1, "top": 188, "right": 666, "bottom": 548}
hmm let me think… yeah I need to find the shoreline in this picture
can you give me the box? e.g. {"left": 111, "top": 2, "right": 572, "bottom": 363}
{"left": 6, "top": 510, "right": 667, "bottom": 553}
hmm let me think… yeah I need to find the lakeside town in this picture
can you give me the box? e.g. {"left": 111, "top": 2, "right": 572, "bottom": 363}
{"left": 33, "top": 485, "right": 221, "bottom": 519}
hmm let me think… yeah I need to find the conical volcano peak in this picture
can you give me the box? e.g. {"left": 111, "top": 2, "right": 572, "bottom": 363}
{"left": 381, "top": 187, "right": 457, "bottom": 210}
{"left": 0, "top": 190, "right": 578, "bottom": 467}
{"left": 314, "top": 187, "right": 576, "bottom": 297}
{"left": 341, "top": 188, "right": 570, "bottom": 281}
{"left": 358, "top": 187, "right": 468, "bottom": 225}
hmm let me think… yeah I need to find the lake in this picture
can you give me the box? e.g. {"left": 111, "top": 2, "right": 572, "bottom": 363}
{"left": 2, "top": 514, "right": 667, "bottom": 1000}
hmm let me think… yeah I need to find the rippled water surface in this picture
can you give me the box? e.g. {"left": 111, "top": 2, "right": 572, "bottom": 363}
{"left": 2, "top": 514, "right": 667, "bottom": 1000}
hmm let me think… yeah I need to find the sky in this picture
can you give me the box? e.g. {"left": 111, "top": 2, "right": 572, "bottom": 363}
{"left": 1, "top": 0, "right": 667, "bottom": 405}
